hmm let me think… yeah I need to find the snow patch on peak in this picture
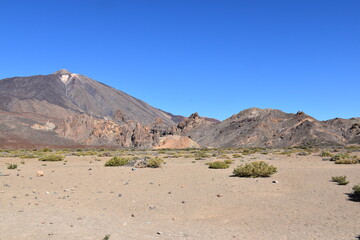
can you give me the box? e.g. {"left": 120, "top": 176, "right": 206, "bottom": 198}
{"left": 60, "top": 74, "right": 70, "bottom": 84}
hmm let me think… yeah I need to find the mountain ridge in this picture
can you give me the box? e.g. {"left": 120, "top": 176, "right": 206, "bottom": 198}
{"left": 0, "top": 70, "right": 359, "bottom": 148}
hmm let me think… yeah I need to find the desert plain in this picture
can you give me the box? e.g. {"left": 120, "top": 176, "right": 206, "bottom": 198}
{"left": 0, "top": 148, "right": 359, "bottom": 240}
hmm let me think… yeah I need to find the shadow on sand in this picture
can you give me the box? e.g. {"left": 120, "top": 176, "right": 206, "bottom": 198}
{"left": 346, "top": 193, "right": 360, "bottom": 202}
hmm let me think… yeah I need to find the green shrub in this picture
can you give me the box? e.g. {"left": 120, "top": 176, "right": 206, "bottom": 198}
{"left": 208, "top": 161, "right": 230, "bottom": 169}
{"left": 335, "top": 159, "right": 358, "bottom": 164}
{"left": 39, "top": 154, "right": 64, "bottom": 161}
{"left": 19, "top": 154, "right": 38, "bottom": 159}
{"left": 330, "top": 153, "right": 351, "bottom": 161}
{"left": 40, "top": 147, "right": 52, "bottom": 152}
{"left": 233, "top": 161, "right": 277, "bottom": 178}
{"left": 146, "top": 157, "right": 164, "bottom": 168}
{"left": 7, "top": 163, "right": 18, "bottom": 169}
{"left": 297, "top": 151, "right": 310, "bottom": 156}
{"left": 352, "top": 185, "right": 360, "bottom": 197}
{"left": 331, "top": 176, "right": 349, "bottom": 185}
{"left": 320, "top": 151, "right": 333, "bottom": 157}
{"left": 232, "top": 154, "right": 243, "bottom": 158}
{"left": 224, "top": 159, "right": 234, "bottom": 164}
{"left": 104, "top": 157, "right": 129, "bottom": 167}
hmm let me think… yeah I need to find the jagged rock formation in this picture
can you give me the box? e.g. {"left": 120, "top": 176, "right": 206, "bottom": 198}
{"left": 175, "top": 108, "right": 360, "bottom": 148}
{"left": 55, "top": 114, "right": 160, "bottom": 148}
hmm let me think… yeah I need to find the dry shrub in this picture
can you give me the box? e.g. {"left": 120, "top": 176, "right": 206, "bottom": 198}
{"left": 233, "top": 161, "right": 277, "bottom": 178}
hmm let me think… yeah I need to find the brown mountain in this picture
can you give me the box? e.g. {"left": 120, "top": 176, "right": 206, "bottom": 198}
{"left": 0, "top": 69, "right": 180, "bottom": 148}
{"left": 0, "top": 70, "right": 359, "bottom": 149}
{"left": 174, "top": 108, "right": 360, "bottom": 148}
{"left": 0, "top": 69, "right": 176, "bottom": 125}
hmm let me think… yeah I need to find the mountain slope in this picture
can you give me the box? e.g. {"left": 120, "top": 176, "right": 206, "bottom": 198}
{"left": 0, "top": 69, "right": 175, "bottom": 125}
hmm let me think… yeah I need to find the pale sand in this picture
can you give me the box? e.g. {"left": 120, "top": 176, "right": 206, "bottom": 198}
{"left": 0, "top": 153, "right": 359, "bottom": 240}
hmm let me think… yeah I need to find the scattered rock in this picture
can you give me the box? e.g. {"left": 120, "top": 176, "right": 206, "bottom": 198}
{"left": 157, "top": 231, "right": 162, "bottom": 235}
{"left": 36, "top": 170, "right": 44, "bottom": 177}
{"left": 216, "top": 194, "right": 223, "bottom": 197}
{"left": 272, "top": 180, "right": 279, "bottom": 184}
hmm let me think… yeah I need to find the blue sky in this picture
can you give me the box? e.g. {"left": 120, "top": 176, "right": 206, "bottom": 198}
{"left": 0, "top": 0, "right": 359, "bottom": 120}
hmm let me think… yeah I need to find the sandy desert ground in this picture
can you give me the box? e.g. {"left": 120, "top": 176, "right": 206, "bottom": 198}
{"left": 0, "top": 150, "right": 359, "bottom": 240}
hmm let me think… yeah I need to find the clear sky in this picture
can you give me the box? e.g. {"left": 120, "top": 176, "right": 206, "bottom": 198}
{"left": 0, "top": 0, "right": 359, "bottom": 120}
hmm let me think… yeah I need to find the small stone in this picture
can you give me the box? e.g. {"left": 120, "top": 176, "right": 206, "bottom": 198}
{"left": 216, "top": 194, "right": 223, "bottom": 197}
{"left": 131, "top": 168, "right": 137, "bottom": 171}
{"left": 272, "top": 180, "right": 278, "bottom": 184}
{"left": 88, "top": 168, "right": 92, "bottom": 171}
{"left": 168, "top": 191, "right": 172, "bottom": 194}
{"left": 118, "top": 194, "right": 122, "bottom": 197}
{"left": 131, "top": 214, "right": 135, "bottom": 217}
{"left": 36, "top": 170, "right": 44, "bottom": 177}
{"left": 157, "top": 231, "right": 162, "bottom": 235}
{"left": 181, "top": 201, "right": 185, "bottom": 204}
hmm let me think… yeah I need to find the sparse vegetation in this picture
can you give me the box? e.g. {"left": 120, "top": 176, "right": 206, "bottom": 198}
{"left": 104, "top": 157, "right": 129, "bottom": 167}
{"left": 320, "top": 151, "right": 333, "bottom": 157}
{"left": 331, "top": 176, "right": 349, "bottom": 185}
{"left": 146, "top": 157, "right": 164, "bottom": 168}
{"left": 39, "top": 154, "right": 64, "bottom": 161}
{"left": 233, "top": 161, "right": 277, "bottom": 178}
{"left": 352, "top": 185, "right": 360, "bottom": 197}
{"left": 224, "top": 159, "right": 234, "bottom": 164}
{"left": 103, "top": 234, "right": 110, "bottom": 240}
{"left": 40, "top": 147, "right": 52, "bottom": 152}
{"left": 7, "top": 163, "right": 18, "bottom": 169}
{"left": 208, "top": 161, "right": 230, "bottom": 169}
{"left": 330, "top": 153, "right": 359, "bottom": 164}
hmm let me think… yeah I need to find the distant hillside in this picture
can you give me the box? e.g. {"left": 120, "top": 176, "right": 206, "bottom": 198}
{"left": 173, "top": 108, "right": 360, "bottom": 147}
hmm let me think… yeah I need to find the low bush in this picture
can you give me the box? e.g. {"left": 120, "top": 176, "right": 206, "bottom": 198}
{"left": 224, "top": 159, "right": 234, "bottom": 164}
{"left": 335, "top": 159, "right": 358, "bottom": 164}
{"left": 104, "top": 157, "right": 129, "bottom": 167}
{"left": 297, "top": 151, "right": 310, "bottom": 156}
{"left": 208, "top": 161, "right": 230, "bottom": 169}
{"left": 7, "top": 163, "right": 18, "bottom": 169}
{"left": 320, "top": 151, "right": 333, "bottom": 157}
{"left": 331, "top": 176, "right": 349, "bottom": 185}
{"left": 146, "top": 157, "right": 164, "bottom": 168}
{"left": 40, "top": 147, "right": 52, "bottom": 152}
{"left": 39, "top": 154, "right": 64, "bottom": 161}
{"left": 19, "top": 154, "right": 38, "bottom": 159}
{"left": 233, "top": 161, "right": 277, "bottom": 178}
{"left": 352, "top": 185, "right": 360, "bottom": 197}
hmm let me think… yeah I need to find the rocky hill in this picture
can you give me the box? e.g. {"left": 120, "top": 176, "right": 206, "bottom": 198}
{"left": 174, "top": 108, "right": 360, "bottom": 148}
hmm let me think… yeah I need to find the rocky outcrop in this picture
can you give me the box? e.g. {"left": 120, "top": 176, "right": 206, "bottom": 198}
{"left": 31, "top": 121, "right": 56, "bottom": 131}
{"left": 56, "top": 114, "right": 161, "bottom": 148}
